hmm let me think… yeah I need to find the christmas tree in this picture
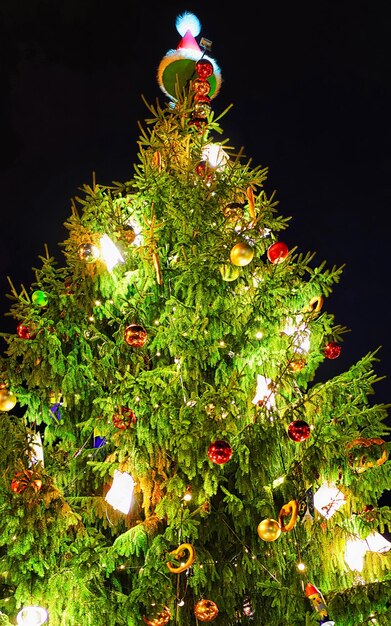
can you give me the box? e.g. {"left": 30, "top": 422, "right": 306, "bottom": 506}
{"left": 0, "top": 11, "right": 390, "bottom": 626}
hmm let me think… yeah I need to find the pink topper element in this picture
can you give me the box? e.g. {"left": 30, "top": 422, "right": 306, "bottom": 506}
{"left": 176, "top": 29, "right": 202, "bottom": 52}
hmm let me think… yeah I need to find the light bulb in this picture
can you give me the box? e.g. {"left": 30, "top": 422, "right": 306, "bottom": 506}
{"left": 16, "top": 606, "right": 48, "bottom": 626}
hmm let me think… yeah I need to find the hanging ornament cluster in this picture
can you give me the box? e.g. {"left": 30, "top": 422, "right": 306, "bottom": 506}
{"left": 190, "top": 58, "right": 213, "bottom": 128}
{"left": 124, "top": 324, "right": 148, "bottom": 348}
{"left": 207, "top": 440, "right": 232, "bottom": 464}
{"left": 323, "top": 341, "right": 341, "bottom": 359}
{"left": 257, "top": 500, "right": 299, "bottom": 541}
{"left": 267, "top": 241, "right": 289, "bottom": 264}
{"left": 11, "top": 468, "right": 42, "bottom": 494}
{"left": 287, "top": 419, "right": 311, "bottom": 442}
{"left": 0, "top": 387, "right": 17, "bottom": 411}
{"left": 112, "top": 407, "right": 137, "bottom": 429}
{"left": 194, "top": 599, "right": 219, "bottom": 622}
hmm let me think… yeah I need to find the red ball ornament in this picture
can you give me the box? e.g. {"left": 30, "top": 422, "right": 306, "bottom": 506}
{"left": 124, "top": 324, "right": 148, "bottom": 348}
{"left": 208, "top": 440, "right": 233, "bottom": 464}
{"left": 16, "top": 322, "right": 36, "bottom": 340}
{"left": 287, "top": 420, "right": 311, "bottom": 442}
{"left": 323, "top": 341, "right": 341, "bottom": 359}
{"left": 195, "top": 58, "right": 214, "bottom": 79}
{"left": 267, "top": 241, "right": 289, "bottom": 264}
{"left": 192, "top": 77, "right": 211, "bottom": 96}
{"left": 112, "top": 407, "right": 137, "bottom": 430}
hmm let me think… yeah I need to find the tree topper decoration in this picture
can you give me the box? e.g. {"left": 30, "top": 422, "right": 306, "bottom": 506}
{"left": 157, "top": 12, "right": 222, "bottom": 101}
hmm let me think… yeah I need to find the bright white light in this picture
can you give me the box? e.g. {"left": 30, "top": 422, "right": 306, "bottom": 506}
{"left": 344, "top": 537, "right": 367, "bottom": 572}
{"left": 314, "top": 483, "right": 346, "bottom": 519}
{"left": 344, "top": 532, "right": 391, "bottom": 572}
{"left": 202, "top": 144, "right": 229, "bottom": 170}
{"left": 99, "top": 234, "right": 124, "bottom": 272}
{"left": 365, "top": 531, "right": 391, "bottom": 552}
{"left": 27, "top": 432, "right": 44, "bottom": 467}
{"left": 125, "top": 219, "right": 143, "bottom": 246}
{"left": 252, "top": 375, "right": 276, "bottom": 410}
{"left": 17, "top": 606, "right": 48, "bottom": 626}
{"left": 105, "top": 470, "right": 135, "bottom": 515}
{"left": 282, "top": 314, "right": 311, "bottom": 354}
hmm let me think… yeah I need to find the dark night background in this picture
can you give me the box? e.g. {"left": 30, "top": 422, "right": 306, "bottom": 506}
{"left": 0, "top": 2, "right": 390, "bottom": 442}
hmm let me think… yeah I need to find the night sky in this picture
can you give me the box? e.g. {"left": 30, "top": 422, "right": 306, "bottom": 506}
{"left": 1, "top": 1, "right": 391, "bottom": 416}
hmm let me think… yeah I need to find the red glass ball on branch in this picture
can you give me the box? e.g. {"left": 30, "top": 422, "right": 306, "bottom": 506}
{"left": 267, "top": 241, "right": 289, "bottom": 264}
{"left": 195, "top": 58, "right": 214, "bottom": 79}
{"left": 287, "top": 420, "right": 311, "bottom": 442}
{"left": 112, "top": 407, "right": 137, "bottom": 430}
{"left": 16, "top": 323, "right": 36, "bottom": 340}
{"left": 207, "top": 440, "right": 233, "bottom": 464}
{"left": 323, "top": 341, "right": 341, "bottom": 359}
{"left": 192, "top": 77, "right": 211, "bottom": 96}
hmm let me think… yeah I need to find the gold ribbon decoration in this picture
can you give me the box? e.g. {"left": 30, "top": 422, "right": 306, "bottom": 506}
{"left": 346, "top": 437, "right": 388, "bottom": 473}
{"left": 278, "top": 499, "right": 299, "bottom": 532}
{"left": 246, "top": 186, "right": 256, "bottom": 220}
{"left": 166, "top": 542, "right": 196, "bottom": 574}
{"left": 303, "top": 295, "right": 324, "bottom": 315}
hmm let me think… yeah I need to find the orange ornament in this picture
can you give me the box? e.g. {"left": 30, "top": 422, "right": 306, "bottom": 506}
{"left": 142, "top": 606, "right": 171, "bottom": 626}
{"left": 124, "top": 324, "right": 148, "bottom": 348}
{"left": 11, "top": 469, "right": 42, "bottom": 494}
{"left": 194, "top": 599, "right": 219, "bottom": 622}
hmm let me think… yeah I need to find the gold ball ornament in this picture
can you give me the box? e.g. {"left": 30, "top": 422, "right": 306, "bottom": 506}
{"left": 222, "top": 202, "right": 244, "bottom": 223}
{"left": 78, "top": 242, "right": 100, "bottom": 263}
{"left": 142, "top": 606, "right": 171, "bottom": 626}
{"left": 0, "top": 388, "right": 17, "bottom": 412}
{"left": 230, "top": 242, "right": 254, "bottom": 267}
{"left": 257, "top": 518, "right": 281, "bottom": 542}
{"left": 194, "top": 599, "right": 219, "bottom": 622}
